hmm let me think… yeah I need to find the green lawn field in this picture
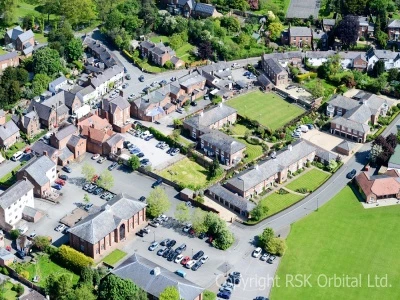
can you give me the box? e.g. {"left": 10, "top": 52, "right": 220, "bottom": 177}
{"left": 102, "top": 249, "right": 127, "bottom": 266}
{"left": 258, "top": 191, "right": 304, "bottom": 219}
{"left": 234, "top": 137, "right": 263, "bottom": 163}
{"left": 226, "top": 91, "right": 304, "bottom": 130}
{"left": 271, "top": 186, "right": 400, "bottom": 300}
{"left": 286, "top": 169, "right": 331, "bottom": 192}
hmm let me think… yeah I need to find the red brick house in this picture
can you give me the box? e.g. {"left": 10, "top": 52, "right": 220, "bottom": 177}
{"left": 0, "top": 120, "right": 20, "bottom": 149}
{"left": 4, "top": 26, "right": 35, "bottom": 53}
{"left": 100, "top": 96, "right": 131, "bottom": 133}
{"left": 388, "top": 19, "right": 400, "bottom": 41}
{"left": 0, "top": 52, "right": 19, "bottom": 73}
{"left": 285, "top": 27, "right": 312, "bottom": 47}
{"left": 69, "top": 194, "right": 147, "bottom": 260}
{"left": 261, "top": 57, "right": 288, "bottom": 86}
{"left": 12, "top": 111, "right": 40, "bottom": 139}
{"left": 139, "top": 41, "right": 183, "bottom": 67}
{"left": 67, "top": 135, "right": 87, "bottom": 160}
{"left": 50, "top": 124, "right": 78, "bottom": 150}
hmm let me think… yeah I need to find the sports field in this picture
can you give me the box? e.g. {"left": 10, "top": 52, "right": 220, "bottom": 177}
{"left": 226, "top": 91, "right": 304, "bottom": 130}
{"left": 271, "top": 186, "right": 400, "bottom": 300}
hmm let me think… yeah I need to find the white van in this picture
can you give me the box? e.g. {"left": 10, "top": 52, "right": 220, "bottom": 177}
{"left": 11, "top": 151, "right": 24, "bottom": 161}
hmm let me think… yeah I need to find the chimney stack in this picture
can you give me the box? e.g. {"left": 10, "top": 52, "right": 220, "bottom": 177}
{"left": 43, "top": 151, "right": 48, "bottom": 156}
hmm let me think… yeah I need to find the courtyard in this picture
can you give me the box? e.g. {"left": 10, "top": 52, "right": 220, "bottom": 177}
{"left": 226, "top": 91, "right": 305, "bottom": 130}
{"left": 271, "top": 185, "right": 400, "bottom": 300}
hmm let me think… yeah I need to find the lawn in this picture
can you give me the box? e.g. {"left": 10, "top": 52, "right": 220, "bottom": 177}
{"left": 234, "top": 137, "right": 264, "bottom": 163}
{"left": 258, "top": 191, "right": 304, "bottom": 218}
{"left": 285, "top": 168, "right": 330, "bottom": 192}
{"left": 230, "top": 123, "right": 248, "bottom": 136}
{"left": 12, "top": 254, "right": 79, "bottom": 288}
{"left": 271, "top": 186, "right": 400, "bottom": 300}
{"left": 158, "top": 157, "right": 221, "bottom": 190}
{"left": 149, "top": 35, "right": 196, "bottom": 63}
{"left": 302, "top": 78, "right": 337, "bottom": 102}
{"left": 102, "top": 249, "right": 127, "bottom": 266}
{"left": 0, "top": 163, "right": 24, "bottom": 186}
{"left": 226, "top": 91, "right": 304, "bottom": 131}
{"left": 0, "top": 281, "right": 18, "bottom": 299}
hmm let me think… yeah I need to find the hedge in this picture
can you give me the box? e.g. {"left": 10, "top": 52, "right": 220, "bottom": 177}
{"left": 57, "top": 245, "right": 94, "bottom": 273}
{"left": 294, "top": 72, "right": 317, "bottom": 83}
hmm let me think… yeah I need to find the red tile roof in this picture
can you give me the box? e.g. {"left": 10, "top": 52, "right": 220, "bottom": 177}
{"left": 356, "top": 171, "right": 400, "bottom": 197}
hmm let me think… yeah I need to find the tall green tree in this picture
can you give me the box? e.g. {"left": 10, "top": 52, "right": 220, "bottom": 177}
{"left": 60, "top": 0, "right": 97, "bottom": 27}
{"left": 0, "top": 0, "right": 16, "bottom": 25}
{"left": 67, "top": 285, "right": 96, "bottom": 300}
{"left": 159, "top": 286, "right": 180, "bottom": 300}
{"left": 191, "top": 208, "right": 207, "bottom": 234}
{"left": 33, "top": 235, "right": 51, "bottom": 251}
{"left": 33, "top": 47, "right": 63, "bottom": 77}
{"left": 97, "top": 170, "right": 114, "bottom": 190}
{"left": 174, "top": 202, "right": 190, "bottom": 224}
{"left": 258, "top": 227, "right": 275, "bottom": 250}
{"left": 146, "top": 186, "right": 171, "bottom": 218}
{"left": 45, "top": 274, "right": 73, "bottom": 300}
{"left": 32, "top": 73, "right": 52, "bottom": 96}
{"left": 81, "top": 163, "right": 96, "bottom": 182}
{"left": 98, "top": 275, "right": 147, "bottom": 300}
{"left": 66, "top": 37, "right": 84, "bottom": 62}
{"left": 128, "top": 155, "right": 140, "bottom": 171}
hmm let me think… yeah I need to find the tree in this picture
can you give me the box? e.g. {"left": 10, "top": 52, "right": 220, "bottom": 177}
{"left": 191, "top": 208, "right": 207, "bottom": 234}
{"left": 386, "top": 133, "right": 397, "bottom": 149}
{"left": 0, "top": 0, "right": 16, "bottom": 25}
{"left": 373, "top": 60, "right": 385, "bottom": 77}
{"left": 68, "top": 285, "right": 96, "bottom": 300}
{"left": 80, "top": 267, "right": 93, "bottom": 285}
{"left": 373, "top": 135, "right": 395, "bottom": 164}
{"left": 388, "top": 68, "right": 398, "bottom": 82}
{"left": 335, "top": 15, "right": 360, "bottom": 49}
{"left": 45, "top": 273, "right": 73, "bottom": 300}
{"left": 266, "top": 237, "right": 287, "bottom": 256}
{"left": 309, "top": 79, "right": 325, "bottom": 98}
{"left": 159, "top": 286, "right": 180, "bottom": 300}
{"left": 169, "top": 34, "right": 184, "bottom": 50}
{"left": 208, "top": 158, "right": 222, "bottom": 179}
{"left": 327, "top": 159, "right": 338, "bottom": 171}
{"left": 33, "top": 47, "right": 63, "bottom": 77}
{"left": 97, "top": 170, "right": 114, "bottom": 190}
{"left": 33, "top": 235, "right": 51, "bottom": 250}
{"left": 175, "top": 202, "right": 190, "bottom": 224}
{"left": 173, "top": 118, "right": 183, "bottom": 128}
{"left": 10, "top": 229, "right": 20, "bottom": 240}
{"left": 128, "top": 155, "right": 140, "bottom": 171}
{"left": 146, "top": 187, "right": 171, "bottom": 218}
{"left": 370, "top": 143, "right": 383, "bottom": 163}
{"left": 81, "top": 163, "right": 96, "bottom": 182}
{"left": 268, "top": 22, "right": 284, "bottom": 40}
{"left": 213, "top": 228, "right": 234, "bottom": 250}
{"left": 251, "top": 203, "right": 268, "bottom": 221}
{"left": 60, "top": 0, "right": 97, "bottom": 27}
{"left": 341, "top": 0, "right": 368, "bottom": 15}
{"left": 66, "top": 37, "right": 84, "bottom": 62}
{"left": 198, "top": 40, "right": 213, "bottom": 60}
{"left": 375, "top": 29, "right": 389, "bottom": 49}
{"left": 259, "top": 227, "right": 275, "bottom": 248}
{"left": 48, "top": 20, "right": 74, "bottom": 57}
{"left": 83, "top": 194, "right": 90, "bottom": 204}
{"left": 32, "top": 73, "right": 52, "bottom": 96}
{"left": 98, "top": 274, "right": 147, "bottom": 300}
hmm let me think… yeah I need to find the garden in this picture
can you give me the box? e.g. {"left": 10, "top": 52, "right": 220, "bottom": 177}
{"left": 271, "top": 185, "right": 400, "bottom": 300}
{"left": 226, "top": 91, "right": 305, "bottom": 130}
{"left": 102, "top": 249, "right": 127, "bottom": 266}
{"left": 285, "top": 168, "right": 331, "bottom": 193}
{"left": 256, "top": 189, "right": 304, "bottom": 219}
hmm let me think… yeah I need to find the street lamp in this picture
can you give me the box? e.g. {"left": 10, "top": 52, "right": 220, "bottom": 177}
{"left": 316, "top": 197, "right": 319, "bottom": 212}
{"left": 192, "top": 248, "right": 194, "bottom": 258}
{"left": 153, "top": 232, "right": 155, "bottom": 242}
{"left": 225, "top": 263, "right": 228, "bottom": 277}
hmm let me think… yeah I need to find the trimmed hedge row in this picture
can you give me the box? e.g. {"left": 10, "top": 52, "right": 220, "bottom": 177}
{"left": 57, "top": 245, "right": 94, "bottom": 273}
{"left": 294, "top": 72, "right": 318, "bottom": 83}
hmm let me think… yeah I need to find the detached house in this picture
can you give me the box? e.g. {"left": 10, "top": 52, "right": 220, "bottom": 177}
{"left": 165, "top": 0, "right": 221, "bottom": 18}
{"left": 0, "top": 120, "right": 20, "bottom": 149}
{"left": 12, "top": 110, "right": 40, "bottom": 139}
{"left": 100, "top": 96, "right": 131, "bottom": 132}
{"left": 261, "top": 57, "right": 288, "bottom": 86}
{"left": 183, "top": 104, "right": 237, "bottom": 139}
{"left": 17, "top": 156, "right": 56, "bottom": 198}
{"left": 323, "top": 19, "right": 336, "bottom": 32}
{"left": 4, "top": 26, "right": 35, "bottom": 55}
{"left": 0, "top": 179, "right": 34, "bottom": 231}
{"left": 327, "top": 92, "right": 391, "bottom": 143}
{"left": 388, "top": 19, "right": 400, "bottom": 41}
{"left": 69, "top": 194, "right": 146, "bottom": 260}
{"left": 365, "top": 49, "right": 400, "bottom": 71}
{"left": 282, "top": 27, "right": 312, "bottom": 47}
{"left": 139, "top": 41, "right": 184, "bottom": 68}
{"left": 358, "top": 16, "right": 374, "bottom": 38}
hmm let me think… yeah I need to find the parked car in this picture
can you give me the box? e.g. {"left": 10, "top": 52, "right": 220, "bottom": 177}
{"left": 185, "top": 260, "right": 196, "bottom": 269}
{"left": 160, "top": 79, "right": 167, "bottom": 86}
{"left": 98, "top": 157, "right": 106, "bottom": 164}
{"left": 200, "top": 255, "right": 209, "bottom": 264}
{"left": 83, "top": 183, "right": 91, "bottom": 190}
{"left": 148, "top": 242, "right": 159, "bottom": 251}
{"left": 152, "top": 178, "right": 163, "bottom": 188}
{"left": 204, "top": 94, "right": 210, "bottom": 100}
{"left": 176, "top": 108, "right": 183, "bottom": 113}
{"left": 175, "top": 254, "right": 184, "bottom": 263}
{"left": 267, "top": 255, "right": 277, "bottom": 264}
{"left": 62, "top": 165, "right": 72, "bottom": 173}
{"left": 181, "top": 256, "right": 190, "bottom": 265}
{"left": 139, "top": 196, "right": 146, "bottom": 202}
{"left": 191, "top": 260, "right": 203, "bottom": 271}
{"left": 347, "top": 169, "right": 357, "bottom": 179}
{"left": 159, "top": 214, "right": 168, "bottom": 222}
{"left": 217, "top": 291, "right": 231, "bottom": 299}
{"left": 190, "top": 101, "right": 197, "bottom": 106}
{"left": 108, "top": 162, "right": 118, "bottom": 171}
{"left": 167, "top": 251, "right": 178, "bottom": 261}
{"left": 171, "top": 148, "right": 180, "bottom": 156}
{"left": 306, "top": 123, "right": 314, "bottom": 129}
{"left": 157, "top": 247, "right": 167, "bottom": 256}
{"left": 163, "top": 248, "right": 172, "bottom": 258}
{"left": 55, "top": 224, "right": 66, "bottom": 232}
{"left": 84, "top": 203, "right": 93, "bottom": 211}
{"left": 252, "top": 247, "right": 262, "bottom": 258}
{"left": 183, "top": 224, "right": 192, "bottom": 233}
{"left": 160, "top": 143, "right": 169, "bottom": 150}
{"left": 101, "top": 192, "right": 110, "bottom": 199}
{"left": 175, "top": 244, "right": 187, "bottom": 254}
{"left": 92, "top": 154, "right": 100, "bottom": 160}
{"left": 88, "top": 184, "right": 97, "bottom": 193}
{"left": 193, "top": 250, "right": 204, "bottom": 260}
{"left": 142, "top": 227, "right": 150, "bottom": 234}
{"left": 53, "top": 184, "right": 62, "bottom": 190}
{"left": 93, "top": 187, "right": 104, "bottom": 195}
{"left": 160, "top": 239, "right": 170, "bottom": 246}
{"left": 139, "top": 75, "right": 145, "bottom": 82}
{"left": 198, "top": 232, "right": 206, "bottom": 239}
{"left": 29, "top": 232, "right": 37, "bottom": 239}
{"left": 149, "top": 220, "right": 160, "bottom": 227}
{"left": 167, "top": 240, "right": 176, "bottom": 248}
{"left": 167, "top": 148, "right": 174, "bottom": 154}
{"left": 126, "top": 74, "right": 131, "bottom": 80}
{"left": 260, "top": 253, "right": 269, "bottom": 261}
{"left": 144, "top": 135, "right": 154, "bottom": 141}
{"left": 58, "top": 174, "right": 68, "bottom": 180}
{"left": 136, "top": 230, "right": 145, "bottom": 237}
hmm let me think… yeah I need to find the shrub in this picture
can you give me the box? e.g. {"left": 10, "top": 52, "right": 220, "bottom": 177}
{"left": 266, "top": 237, "right": 287, "bottom": 256}
{"left": 277, "top": 188, "right": 289, "bottom": 195}
{"left": 294, "top": 72, "right": 317, "bottom": 83}
{"left": 19, "top": 270, "right": 29, "bottom": 279}
{"left": 194, "top": 195, "right": 205, "bottom": 204}
{"left": 12, "top": 283, "right": 24, "bottom": 296}
{"left": 57, "top": 245, "right": 94, "bottom": 273}
{"left": 0, "top": 267, "right": 9, "bottom": 276}
{"left": 10, "top": 229, "right": 20, "bottom": 240}
{"left": 296, "top": 188, "right": 309, "bottom": 194}
{"left": 45, "top": 245, "right": 59, "bottom": 256}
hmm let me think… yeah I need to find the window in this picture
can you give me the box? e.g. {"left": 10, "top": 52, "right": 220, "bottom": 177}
{"left": 95, "top": 248, "right": 99, "bottom": 254}
{"left": 101, "top": 245, "right": 104, "bottom": 250}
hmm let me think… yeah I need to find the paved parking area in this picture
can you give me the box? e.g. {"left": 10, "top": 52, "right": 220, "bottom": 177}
{"left": 121, "top": 131, "right": 185, "bottom": 170}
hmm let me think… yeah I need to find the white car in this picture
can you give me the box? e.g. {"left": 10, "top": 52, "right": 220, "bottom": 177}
{"left": 175, "top": 254, "right": 184, "bottom": 263}
{"left": 252, "top": 247, "right": 262, "bottom": 258}
{"left": 92, "top": 154, "right": 100, "bottom": 160}
{"left": 159, "top": 214, "right": 169, "bottom": 222}
{"left": 183, "top": 224, "right": 192, "bottom": 233}
{"left": 29, "top": 232, "right": 37, "bottom": 239}
{"left": 185, "top": 260, "right": 196, "bottom": 269}
{"left": 200, "top": 255, "right": 209, "bottom": 264}
{"left": 148, "top": 242, "right": 159, "bottom": 251}
{"left": 260, "top": 253, "right": 269, "bottom": 261}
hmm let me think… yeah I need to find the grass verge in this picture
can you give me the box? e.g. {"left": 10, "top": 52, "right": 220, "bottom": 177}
{"left": 102, "top": 249, "right": 127, "bottom": 266}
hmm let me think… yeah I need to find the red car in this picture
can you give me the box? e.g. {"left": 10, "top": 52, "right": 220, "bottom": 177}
{"left": 181, "top": 256, "right": 190, "bottom": 265}
{"left": 55, "top": 179, "right": 66, "bottom": 186}
{"left": 189, "top": 229, "right": 195, "bottom": 236}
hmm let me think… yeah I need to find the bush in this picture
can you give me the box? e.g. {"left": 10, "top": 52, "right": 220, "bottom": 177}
{"left": 266, "top": 237, "right": 287, "bottom": 256}
{"left": 277, "top": 188, "right": 288, "bottom": 195}
{"left": 45, "top": 245, "right": 59, "bottom": 256}
{"left": 19, "top": 270, "right": 29, "bottom": 279}
{"left": 0, "top": 267, "right": 9, "bottom": 276}
{"left": 12, "top": 283, "right": 24, "bottom": 296}
{"left": 10, "top": 229, "right": 20, "bottom": 240}
{"left": 296, "top": 188, "right": 309, "bottom": 194}
{"left": 359, "top": 36, "right": 365, "bottom": 41}
{"left": 57, "top": 245, "right": 94, "bottom": 273}
{"left": 294, "top": 72, "right": 317, "bottom": 83}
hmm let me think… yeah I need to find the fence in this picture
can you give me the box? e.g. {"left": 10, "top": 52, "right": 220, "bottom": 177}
{"left": 3, "top": 265, "right": 45, "bottom": 295}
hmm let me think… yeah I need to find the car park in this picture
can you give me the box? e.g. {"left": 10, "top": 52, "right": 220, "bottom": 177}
{"left": 347, "top": 169, "right": 357, "bottom": 179}
{"left": 193, "top": 250, "right": 204, "bottom": 260}
{"left": 267, "top": 255, "right": 276, "bottom": 264}
{"left": 148, "top": 242, "right": 159, "bottom": 251}
{"left": 191, "top": 260, "right": 203, "bottom": 271}
{"left": 185, "top": 260, "right": 196, "bottom": 269}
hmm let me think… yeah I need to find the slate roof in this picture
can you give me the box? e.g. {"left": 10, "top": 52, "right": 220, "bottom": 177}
{"left": 331, "top": 116, "right": 370, "bottom": 133}
{"left": 21, "top": 111, "right": 38, "bottom": 129}
{"left": 106, "top": 133, "right": 124, "bottom": 146}
{"left": 200, "top": 130, "right": 245, "bottom": 154}
{"left": 227, "top": 140, "right": 316, "bottom": 192}
{"left": 83, "top": 36, "right": 122, "bottom": 67}
{"left": 305, "top": 50, "right": 336, "bottom": 59}
{"left": 17, "top": 30, "right": 34, "bottom": 43}
{"left": 0, "top": 120, "right": 19, "bottom": 141}
{"left": 31, "top": 141, "right": 59, "bottom": 159}
{"left": 59, "top": 147, "right": 73, "bottom": 161}
{"left": 388, "top": 19, "right": 400, "bottom": 28}
{"left": 336, "top": 140, "right": 356, "bottom": 152}
{"left": 67, "top": 135, "right": 83, "bottom": 148}
{"left": 49, "top": 76, "right": 67, "bottom": 88}
{"left": 194, "top": 2, "right": 215, "bottom": 14}
{"left": 103, "top": 96, "right": 130, "bottom": 114}
{"left": 90, "top": 65, "right": 124, "bottom": 88}
{"left": 170, "top": 56, "right": 181, "bottom": 65}
{"left": 258, "top": 74, "right": 273, "bottom": 86}
{"left": 22, "top": 206, "right": 39, "bottom": 219}
{"left": 183, "top": 104, "right": 237, "bottom": 131}
{"left": 289, "top": 26, "right": 312, "bottom": 37}
{"left": 323, "top": 19, "right": 336, "bottom": 26}
{"left": 328, "top": 95, "right": 360, "bottom": 110}
{"left": 18, "top": 155, "right": 55, "bottom": 186}
{"left": 208, "top": 184, "right": 254, "bottom": 212}
{"left": 6, "top": 26, "right": 23, "bottom": 41}
{"left": 22, "top": 46, "right": 33, "bottom": 56}
{"left": 366, "top": 49, "right": 399, "bottom": 60}
{"left": 69, "top": 193, "right": 146, "bottom": 244}
{"left": 112, "top": 253, "right": 204, "bottom": 300}
{"left": 264, "top": 58, "right": 286, "bottom": 74}
{"left": 264, "top": 51, "right": 304, "bottom": 61}
{"left": 286, "top": 0, "right": 319, "bottom": 18}
{"left": 0, "top": 51, "right": 18, "bottom": 62}
{"left": 0, "top": 179, "right": 33, "bottom": 209}
{"left": 19, "top": 290, "right": 46, "bottom": 300}
{"left": 55, "top": 124, "right": 77, "bottom": 141}
{"left": 28, "top": 92, "right": 70, "bottom": 121}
